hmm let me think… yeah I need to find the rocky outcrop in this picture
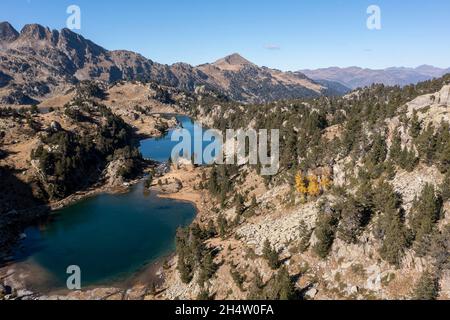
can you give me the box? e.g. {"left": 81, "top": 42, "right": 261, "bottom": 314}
{"left": 237, "top": 199, "right": 318, "bottom": 255}
{"left": 104, "top": 159, "right": 128, "bottom": 187}
{"left": 406, "top": 84, "right": 450, "bottom": 126}
{"left": 392, "top": 165, "right": 444, "bottom": 213}
{"left": 152, "top": 178, "right": 183, "bottom": 194}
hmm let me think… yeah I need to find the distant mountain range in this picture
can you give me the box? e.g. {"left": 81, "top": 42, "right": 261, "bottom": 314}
{"left": 0, "top": 22, "right": 347, "bottom": 105}
{"left": 300, "top": 66, "right": 450, "bottom": 89}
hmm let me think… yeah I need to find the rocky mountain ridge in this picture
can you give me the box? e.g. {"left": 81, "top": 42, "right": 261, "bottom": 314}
{"left": 0, "top": 22, "right": 339, "bottom": 105}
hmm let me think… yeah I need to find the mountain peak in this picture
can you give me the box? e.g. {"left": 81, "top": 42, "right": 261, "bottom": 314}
{"left": 0, "top": 21, "right": 19, "bottom": 42}
{"left": 415, "top": 64, "right": 440, "bottom": 72}
{"left": 20, "top": 23, "right": 53, "bottom": 40}
{"left": 214, "top": 53, "right": 253, "bottom": 69}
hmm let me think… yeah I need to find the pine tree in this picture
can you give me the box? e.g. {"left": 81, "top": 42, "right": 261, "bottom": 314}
{"left": 337, "top": 197, "right": 367, "bottom": 244}
{"left": 429, "top": 225, "right": 450, "bottom": 271}
{"left": 298, "top": 220, "right": 312, "bottom": 253}
{"left": 230, "top": 263, "right": 246, "bottom": 291}
{"left": 372, "top": 181, "right": 411, "bottom": 266}
{"left": 441, "top": 172, "right": 450, "bottom": 202}
{"left": 438, "top": 137, "right": 450, "bottom": 174}
{"left": 217, "top": 214, "right": 228, "bottom": 238}
{"left": 177, "top": 251, "right": 193, "bottom": 284}
{"left": 413, "top": 271, "right": 440, "bottom": 300}
{"left": 206, "top": 220, "right": 217, "bottom": 238}
{"left": 198, "top": 252, "right": 217, "bottom": 287}
{"left": 262, "top": 239, "right": 280, "bottom": 270}
{"left": 251, "top": 195, "right": 257, "bottom": 207}
{"left": 247, "top": 269, "right": 264, "bottom": 299}
{"left": 175, "top": 227, "right": 194, "bottom": 284}
{"left": 313, "top": 212, "right": 338, "bottom": 259}
{"left": 208, "top": 166, "right": 219, "bottom": 195}
{"left": 389, "top": 130, "right": 402, "bottom": 163}
{"left": 400, "top": 147, "right": 418, "bottom": 172}
{"left": 368, "top": 133, "right": 387, "bottom": 164}
{"left": 379, "top": 209, "right": 410, "bottom": 267}
{"left": 235, "top": 193, "right": 245, "bottom": 215}
{"left": 258, "top": 266, "right": 295, "bottom": 300}
{"left": 415, "top": 123, "right": 437, "bottom": 165}
{"left": 276, "top": 267, "right": 295, "bottom": 300}
{"left": 197, "top": 288, "right": 212, "bottom": 300}
{"left": 384, "top": 160, "right": 396, "bottom": 180}
{"left": 373, "top": 180, "right": 400, "bottom": 215}
{"left": 355, "top": 176, "right": 375, "bottom": 212}
{"left": 281, "top": 129, "right": 298, "bottom": 168}
{"left": 411, "top": 184, "right": 442, "bottom": 245}
{"left": 409, "top": 110, "right": 422, "bottom": 139}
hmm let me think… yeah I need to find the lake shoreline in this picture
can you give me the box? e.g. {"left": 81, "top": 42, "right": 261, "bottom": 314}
{"left": 0, "top": 167, "right": 205, "bottom": 300}
{"left": 0, "top": 115, "right": 211, "bottom": 300}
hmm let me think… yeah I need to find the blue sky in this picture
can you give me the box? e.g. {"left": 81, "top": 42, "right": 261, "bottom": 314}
{"left": 2, "top": 0, "right": 450, "bottom": 70}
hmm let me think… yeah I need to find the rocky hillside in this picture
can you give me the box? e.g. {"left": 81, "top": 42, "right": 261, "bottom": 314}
{"left": 0, "top": 22, "right": 342, "bottom": 106}
{"left": 155, "top": 75, "right": 450, "bottom": 300}
{"left": 301, "top": 66, "right": 450, "bottom": 89}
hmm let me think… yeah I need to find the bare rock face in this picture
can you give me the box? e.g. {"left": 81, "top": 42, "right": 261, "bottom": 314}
{"left": 392, "top": 165, "right": 444, "bottom": 213}
{"left": 406, "top": 84, "right": 450, "bottom": 126}
{"left": 237, "top": 193, "right": 318, "bottom": 255}
{"left": 104, "top": 159, "right": 126, "bottom": 187}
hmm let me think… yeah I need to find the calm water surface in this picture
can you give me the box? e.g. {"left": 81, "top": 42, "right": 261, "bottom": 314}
{"left": 13, "top": 115, "right": 199, "bottom": 289}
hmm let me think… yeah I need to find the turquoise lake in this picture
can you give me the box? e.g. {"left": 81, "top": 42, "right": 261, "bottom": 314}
{"left": 13, "top": 115, "right": 199, "bottom": 289}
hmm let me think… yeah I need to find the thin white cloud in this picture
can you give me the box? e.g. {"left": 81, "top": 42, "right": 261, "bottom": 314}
{"left": 264, "top": 44, "right": 281, "bottom": 50}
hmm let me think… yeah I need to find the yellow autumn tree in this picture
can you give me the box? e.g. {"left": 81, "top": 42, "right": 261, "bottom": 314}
{"left": 307, "top": 174, "right": 320, "bottom": 197}
{"left": 295, "top": 172, "right": 308, "bottom": 195}
{"left": 319, "top": 172, "right": 332, "bottom": 191}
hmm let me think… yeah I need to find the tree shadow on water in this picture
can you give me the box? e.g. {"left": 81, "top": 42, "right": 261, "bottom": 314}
{"left": 0, "top": 166, "right": 50, "bottom": 267}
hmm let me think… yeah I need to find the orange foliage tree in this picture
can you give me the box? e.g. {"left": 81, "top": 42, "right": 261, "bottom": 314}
{"left": 319, "top": 172, "right": 332, "bottom": 191}
{"left": 295, "top": 172, "right": 308, "bottom": 196}
{"left": 307, "top": 174, "right": 321, "bottom": 197}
